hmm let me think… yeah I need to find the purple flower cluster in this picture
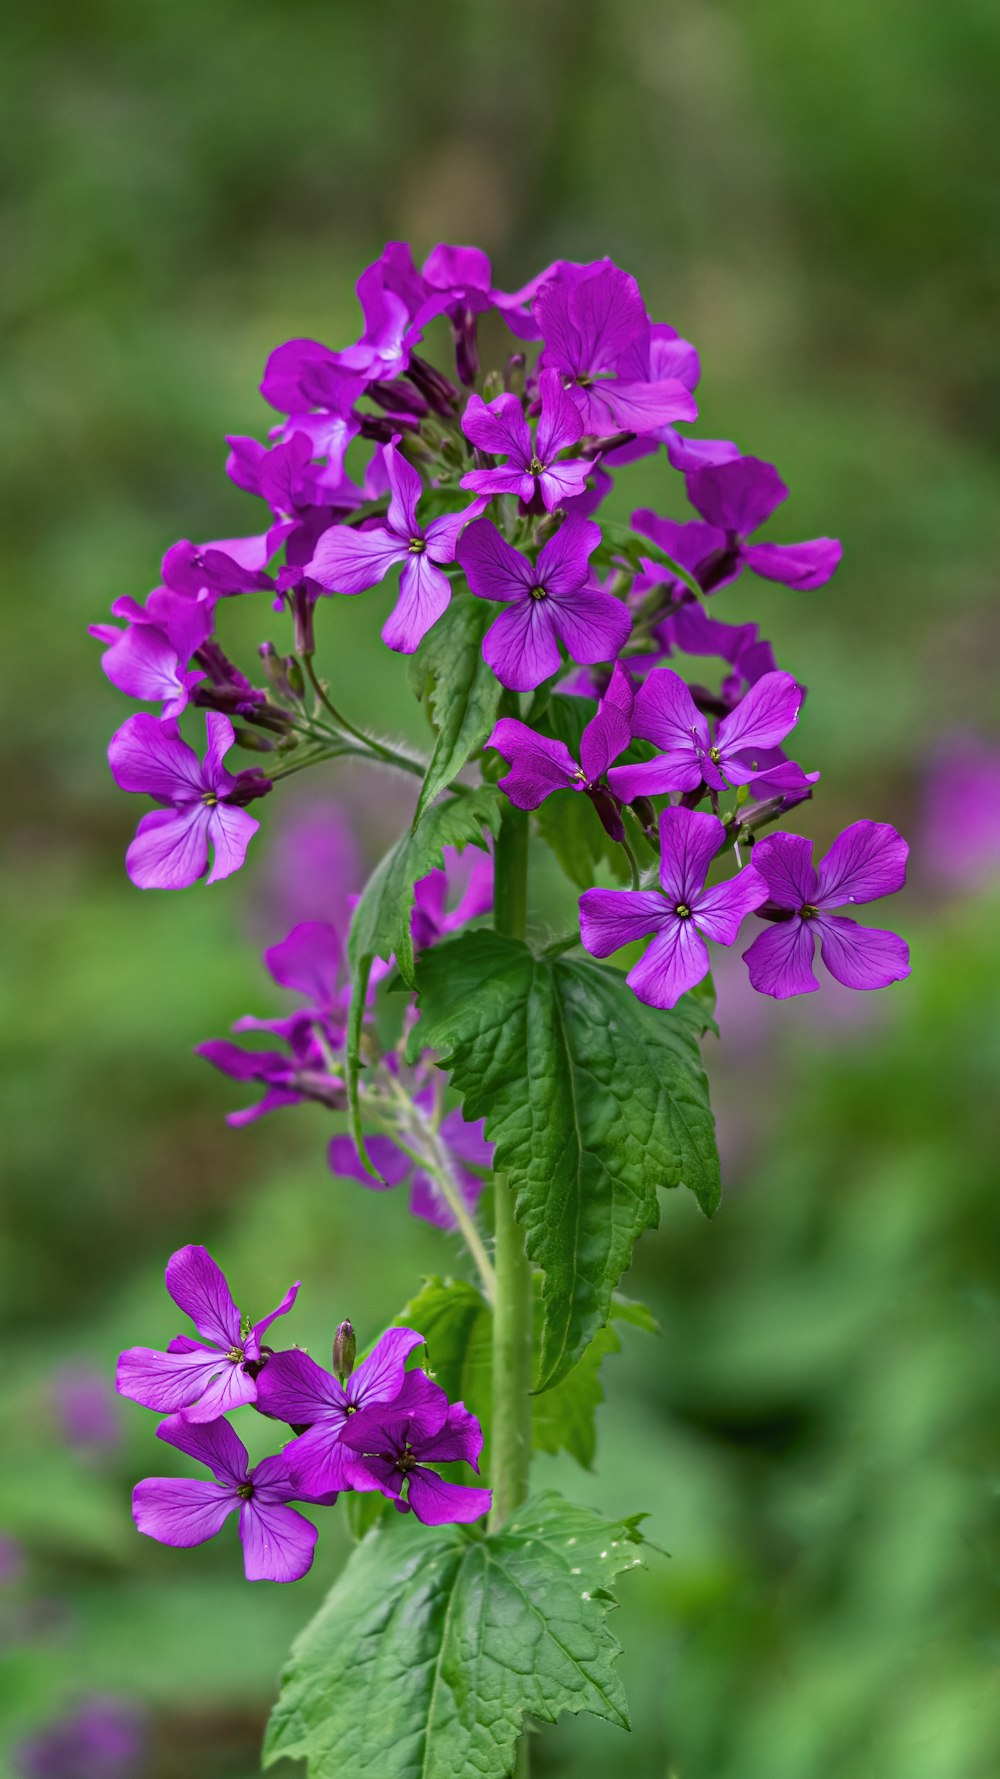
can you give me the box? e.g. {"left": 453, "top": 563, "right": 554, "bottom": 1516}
{"left": 119, "top": 1246, "right": 490, "bottom": 1582}
{"left": 90, "top": 241, "right": 908, "bottom": 995}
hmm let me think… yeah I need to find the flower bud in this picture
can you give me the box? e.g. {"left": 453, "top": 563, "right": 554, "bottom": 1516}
{"left": 406, "top": 355, "right": 459, "bottom": 416}
{"left": 481, "top": 370, "right": 505, "bottom": 403}
{"left": 232, "top": 726, "right": 276, "bottom": 753}
{"left": 332, "top": 1320, "right": 356, "bottom": 1382}
{"left": 503, "top": 353, "right": 526, "bottom": 396}
{"left": 587, "top": 784, "right": 626, "bottom": 843}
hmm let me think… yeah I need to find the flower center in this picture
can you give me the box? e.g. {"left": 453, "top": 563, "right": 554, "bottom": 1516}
{"left": 226, "top": 1344, "right": 245, "bottom": 1365}
{"left": 674, "top": 903, "right": 692, "bottom": 919}
{"left": 408, "top": 537, "right": 426, "bottom": 554}
{"left": 202, "top": 791, "right": 219, "bottom": 807}
{"left": 529, "top": 584, "right": 548, "bottom": 601}
{"left": 709, "top": 746, "right": 722, "bottom": 765}
{"left": 236, "top": 1482, "right": 254, "bottom": 1500}
{"left": 529, "top": 455, "right": 546, "bottom": 475}
{"left": 801, "top": 904, "right": 818, "bottom": 920}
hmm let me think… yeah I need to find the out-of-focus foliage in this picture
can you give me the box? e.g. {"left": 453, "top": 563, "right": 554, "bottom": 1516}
{"left": 1, "top": 2, "right": 997, "bottom": 1776}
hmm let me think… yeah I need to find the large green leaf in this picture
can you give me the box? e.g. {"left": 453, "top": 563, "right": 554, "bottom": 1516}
{"left": 264, "top": 1492, "right": 645, "bottom": 1779}
{"left": 410, "top": 596, "right": 502, "bottom": 825}
{"left": 345, "top": 788, "right": 500, "bottom": 1174}
{"left": 396, "top": 1278, "right": 655, "bottom": 1472}
{"left": 415, "top": 931, "right": 719, "bottom": 1390}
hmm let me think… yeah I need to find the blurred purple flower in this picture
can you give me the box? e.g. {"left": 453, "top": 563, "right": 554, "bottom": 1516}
{"left": 411, "top": 845, "right": 494, "bottom": 951}
{"left": 259, "top": 800, "right": 362, "bottom": 935}
{"left": 330, "top": 1084, "right": 492, "bottom": 1230}
{"left": 15, "top": 1697, "right": 146, "bottom": 1779}
{"left": 53, "top": 1366, "right": 120, "bottom": 1455}
{"left": 107, "top": 712, "right": 270, "bottom": 890}
{"left": 921, "top": 737, "right": 1000, "bottom": 889}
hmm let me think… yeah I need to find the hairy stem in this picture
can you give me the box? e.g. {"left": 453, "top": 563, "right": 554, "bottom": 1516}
{"left": 489, "top": 806, "right": 534, "bottom": 1540}
{"left": 374, "top": 1077, "right": 497, "bottom": 1305}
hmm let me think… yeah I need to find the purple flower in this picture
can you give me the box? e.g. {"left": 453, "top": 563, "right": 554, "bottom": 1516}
{"left": 330, "top": 1084, "right": 493, "bottom": 1230}
{"left": 457, "top": 514, "right": 631, "bottom": 692}
{"left": 742, "top": 823, "right": 910, "bottom": 997}
{"left": 132, "top": 1415, "right": 320, "bottom": 1583}
{"left": 921, "top": 737, "right": 1000, "bottom": 889}
{"left": 226, "top": 429, "right": 360, "bottom": 521}
{"left": 117, "top": 1245, "right": 299, "bottom": 1421}
{"left": 682, "top": 455, "right": 842, "bottom": 592}
{"left": 411, "top": 844, "right": 494, "bottom": 950}
{"left": 107, "top": 712, "right": 269, "bottom": 890}
{"left": 160, "top": 529, "right": 284, "bottom": 600}
{"left": 613, "top": 323, "right": 739, "bottom": 471}
{"left": 90, "top": 588, "right": 212, "bottom": 719}
{"left": 580, "top": 807, "right": 767, "bottom": 1009}
{"left": 533, "top": 259, "right": 698, "bottom": 437}
{"left": 306, "top": 441, "right": 485, "bottom": 652}
{"left": 14, "top": 1697, "right": 146, "bottom": 1779}
{"left": 607, "top": 667, "right": 803, "bottom": 800}
{"left": 256, "top": 1326, "right": 426, "bottom": 1495}
{"left": 486, "top": 660, "right": 634, "bottom": 835}
{"left": 460, "top": 370, "right": 591, "bottom": 511}
{"left": 52, "top": 1366, "right": 120, "bottom": 1455}
{"left": 339, "top": 1369, "right": 492, "bottom": 1526}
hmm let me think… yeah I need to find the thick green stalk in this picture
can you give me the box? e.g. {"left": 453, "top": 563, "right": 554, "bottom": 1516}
{"left": 489, "top": 806, "right": 533, "bottom": 1534}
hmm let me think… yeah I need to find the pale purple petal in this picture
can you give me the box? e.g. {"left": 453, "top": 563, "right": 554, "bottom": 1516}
{"left": 406, "top": 1469, "right": 492, "bottom": 1526}
{"left": 579, "top": 888, "right": 670, "bottom": 957}
{"left": 627, "top": 919, "right": 711, "bottom": 1010}
{"left": 424, "top": 498, "right": 489, "bottom": 564}
{"left": 743, "top": 919, "right": 820, "bottom": 998}
{"left": 384, "top": 443, "right": 423, "bottom": 537}
{"left": 579, "top": 668, "right": 634, "bottom": 781}
{"left": 486, "top": 718, "right": 579, "bottom": 809}
{"left": 535, "top": 516, "right": 601, "bottom": 596}
{"left": 439, "top": 1108, "right": 493, "bottom": 1171}
{"left": 549, "top": 586, "right": 632, "bottom": 666}
{"left": 126, "top": 807, "right": 211, "bottom": 890}
{"left": 576, "top": 378, "right": 698, "bottom": 434}
{"left": 163, "top": 1245, "right": 240, "bottom": 1346}
{"left": 254, "top": 1347, "right": 347, "bottom": 1426}
{"left": 686, "top": 456, "right": 788, "bottom": 535}
{"left": 240, "top": 1498, "right": 317, "bottom": 1583}
{"left": 156, "top": 1412, "right": 249, "bottom": 1486}
{"left": 631, "top": 510, "right": 724, "bottom": 574}
{"left": 265, "top": 922, "right": 341, "bottom": 1005}
{"left": 607, "top": 754, "right": 704, "bottom": 800}
{"left": 535, "top": 261, "right": 647, "bottom": 377}
{"left": 751, "top": 833, "right": 821, "bottom": 908}
{"left": 416, "top": 1401, "right": 484, "bottom": 1470}
{"left": 205, "top": 804, "right": 259, "bottom": 886}
{"left": 461, "top": 392, "right": 531, "bottom": 463}
{"left": 116, "top": 1345, "right": 233, "bottom": 1415}
{"left": 458, "top": 517, "right": 535, "bottom": 603}
{"left": 348, "top": 1327, "right": 426, "bottom": 1408}
{"left": 815, "top": 916, "right": 910, "bottom": 990}
{"left": 282, "top": 1425, "right": 364, "bottom": 1497}
{"left": 657, "top": 806, "right": 725, "bottom": 904}
{"left": 537, "top": 460, "right": 593, "bottom": 511}
{"left": 306, "top": 523, "right": 408, "bottom": 595}
{"left": 202, "top": 711, "right": 238, "bottom": 788}
{"left": 101, "top": 626, "right": 199, "bottom": 716}
{"left": 462, "top": 465, "right": 536, "bottom": 502}
{"left": 536, "top": 368, "right": 584, "bottom": 458}
{"left": 693, "top": 865, "right": 768, "bottom": 945}
{"left": 483, "top": 600, "right": 561, "bottom": 692}
{"left": 250, "top": 1280, "right": 301, "bottom": 1349}
{"left": 382, "top": 554, "right": 452, "bottom": 654}
{"left": 716, "top": 672, "right": 803, "bottom": 765}
{"left": 815, "top": 820, "right": 909, "bottom": 908}
{"left": 180, "top": 1361, "right": 259, "bottom": 1423}
{"left": 108, "top": 714, "right": 205, "bottom": 800}
{"left": 133, "top": 1477, "right": 236, "bottom": 1548}
{"left": 665, "top": 431, "right": 742, "bottom": 472}
{"left": 742, "top": 538, "right": 842, "bottom": 589}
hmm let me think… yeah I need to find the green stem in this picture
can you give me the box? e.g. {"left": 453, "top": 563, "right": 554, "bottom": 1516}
{"left": 489, "top": 806, "right": 533, "bottom": 1537}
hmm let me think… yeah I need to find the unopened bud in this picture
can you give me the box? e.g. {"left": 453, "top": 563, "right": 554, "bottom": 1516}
{"left": 587, "top": 784, "right": 626, "bottom": 843}
{"left": 631, "top": 796, "right": 656, "bottom": 832}
{"left": 503, "top": 353, "right": 526, "bottom": 396}
{"left": 232, "top": 726, "right": 276, "bottom": 753}
{"left": 481, "top": 370, "right": 505, "bottom": 403}
{"left": 332, "top": 1321, "right": 356, "bottom": 1382}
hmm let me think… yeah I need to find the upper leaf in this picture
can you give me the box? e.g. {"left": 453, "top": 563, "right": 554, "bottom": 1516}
{"left": 410, "top": 596, "right": 503, "bottom": 825}
{"left": 415, "top": 932, "right": 719, "bottom": 1389}
{"left": 264, "top": 1492, "right": 645, "bottom": 1779}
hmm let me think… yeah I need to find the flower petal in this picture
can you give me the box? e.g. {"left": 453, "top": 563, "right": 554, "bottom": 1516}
{"left": 457, "top": 517, "right": 535, "bottom": 603}
{"left": 686, "top": 456, "right": 788, "bottom": 535}
{"left": 328, "top": 1133, "right": 412, "bottom": 1188}
{"left": 349, "top": 1327, "right": 426, "bottom": 1409}
{"left": 716, "top": 672, "right": 803, "bottom": 766}
{"left": 536, "top": 367, "right": 585, "bottom": 459}
{"left": 424, "top": 497, "right": 489, "bottom": 564}
{"left": 405, "top": 1469, "right": 492, "bottom": 1526}
{"left": 116, "top": 1345, "right": 232, "bottom": 1416}
{"left": 206, "top": 804, "right": 259, "bottom": 886}
{"left": 125, "top": 808, "right": 211, "bottom": 891}
{"left": 382, "top": 554, "right": 452, "bottom": 654}
{"left": 693, "top": 865, "right": 768, "bottom": 945}
{"left": 133, "top": 1477, "right": 236, "bottom": 1548}
{"left": 815, "top": 820, "right": 909, "bottom": 909}
{"left": 743, "top": 919, "right": 819, "bottom": 998}
{"left": 548, "top": 585, "right": 632, "bottom": 666}
{"left": 416, "top": 1401, "right": 484, "bottom": 1471}
{"left": 156, "top": 1411, "right": 250, "bottom": 1486}
{"left": 306, "top": 522, "right": 407, "bottom": 595}
{"left": 384, "top": 443, "right": 423, "bottom": 538}
{"left": 626, "top": 919, "right": 710, "bottom": 1010}
{"left": 656, "top": 806, "right": 726, "bottom": 904}
{"left": 282, "top": 1424, "right": 362, "bottom": 1497}
{"left": 535, "top": 515, "right": 601, "bottom": 596}
{"left": 250, "top": 1280, "right": 301, "bottom": 1350}
{"left": 461, "top": 391, "right": 531, "bottom": 464}
{"left": 254, "top": 1347, "right": 347, "bottom": 1426}
{"left": 742, "top": 538, "right": 842, "bottom": 590}
{"left": 264, "top": 921, "right": 341, "bottom": 1004}
{"left": 202, "top": 711, "right": 238, "bottom": 787}
{"left": 815, "top": 915, "right": 910, "bottom": 990}
{"left": 240, "top": 1498, "right": 317, "bottom": 1583}
{"left": 483, "top": 600, "right": 561, "bottom": 692}
{"left": 750, "top": 833, "right": 820, "bottom": 908}
{"left": 486, "top": 718, "right": 579, "bottom": 809}
{"left": 579, "top": 888, "right": 670, "bottom": 958}
{"left": 108, "top": 713, "right": 206, "bottom": 800}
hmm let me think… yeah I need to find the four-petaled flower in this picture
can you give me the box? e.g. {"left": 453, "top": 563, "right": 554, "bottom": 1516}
{"left": 742, "top": 822, "right": 910, "bottom": 997}
{"left": 580, "top": 807, "right": 767, "bottom": 1009}
{"left": 255, "top": 1327, "right": 425, "bottom": 1495}
{"left": 108, "top": 712, "right": 269, "bottom": 890}
{"left": 306, "top": 439, "right": 484, "bottom": 652}
{"left": 117, "top": 1246, "right": 299, "bottom": 1421}
{"left": 457, "top": 514, "right": 631, "bottom": 691}
{"left": 637, "top": 455, "right": 842, "bottom": 594}
{"left": 486, "top": 661, "right": 634, "bottom": 838}
{"left": 133, "top": 1414, "right": 322, "bottom": 1583}
{"left": 460, "top": 369, "right": 591, "bottom": 511}
{"left": 607, "top": 666, "right": 803, "bottom": 800}
{"left": 339, "top": 1369, "right": 493, "bottom": 1526}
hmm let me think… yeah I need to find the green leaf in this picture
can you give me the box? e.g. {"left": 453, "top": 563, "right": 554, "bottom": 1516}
{"left": 409, "top": 597, "right": 502, "bottom": 825}
{"left": 415, "top": 931, "right": 720, "bottom": 1389}
{"left": 264, "top": 1492, "right": 645, "bottom": 1779}
{"left": 535, "top": 788, "right": 630, "bottom": 889}
{"left": 345, "top": 788, "right": 500, "bottom": 1175}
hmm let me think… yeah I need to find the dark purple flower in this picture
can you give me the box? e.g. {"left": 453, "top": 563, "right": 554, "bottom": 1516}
{"left": 107, "top": 712, "right": 268, "bottom": 890}
{"left": 411, "top": 844, "right": 494, "bottom": 951}
{"left": 460, "top": 370, "right": 591, "bottom": 511}
{"left": 256, "top": 1326, "right": 426, "bottom": 1495}
{"left": 133, "top": 1415, "right": 320, "bottom": 1583}
{"left": 607, "top": 667, "right": 803, "bottom": 800}
{"left": 457, "top": 514, "right": 631, "bottom": 692}
{"left": 117, "top": 1245, "right": 299, "bottom": 1421}
{"left": 306, "top": 441, "right": 485, "bottom": 652}
{"left": 14, "top": 1696, "right": 146, "bottom": 1779}
{"left": 329, "top": 1084, "right": 493, "bottom": 1230}
{"left": 339, "top": 1369, "right": 492, "bottom": 1526}
{"left": 53, "top": 1366, "right": 121, "bottom": 1455}
{"left": 580, "top": 807, "right": 767, "bottom": 1009}
{"left": 90, "top": 588, "right": 212, "bottom": 719}
{"left": 680, "top": 455, "right": 841, "bottom": 592}
{"left": 742, "top": 823, "right": 910, "bottom": 997}
{"left": 486, "top": 661, "right": 634, "bottom": 830}
{"left": 533, "top": 259, "right": 698, "bottom": 437}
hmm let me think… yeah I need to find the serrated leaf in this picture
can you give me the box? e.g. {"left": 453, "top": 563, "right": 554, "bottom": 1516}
{"left": 415, "top": 931, "right": 720, "bottom": 1389}
{"left": 264, "top": 1492, "right": 645, "bottom": 1779}
{"left": 345, "top": 788, "right": 501, "bottom": 1176}
{"left": 409, "top": 597, "right": 502, "bottom": 825}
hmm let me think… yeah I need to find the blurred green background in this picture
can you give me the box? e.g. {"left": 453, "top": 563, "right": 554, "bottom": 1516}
{"left": 2, "top": 2, "right": 998, "bottom": 1775}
